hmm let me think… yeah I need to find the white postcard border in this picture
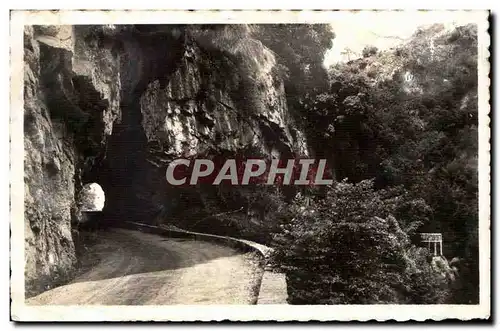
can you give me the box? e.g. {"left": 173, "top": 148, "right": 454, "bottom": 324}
{"left": 10, "top": 9, "right": 491, "bottom": 321}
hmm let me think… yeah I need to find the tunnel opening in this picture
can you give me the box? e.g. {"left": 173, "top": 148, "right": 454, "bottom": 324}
{"left": 89, "top": 29, "right": 186, "bottom": 228}
{"left": 70, "top": 27, "right": 188, "bottom": 231}
{"left": 80, "top": 182, "right": 105, "bottom": 211}
{"left": 75, "top": 182, "right": 107, "bottom": 231}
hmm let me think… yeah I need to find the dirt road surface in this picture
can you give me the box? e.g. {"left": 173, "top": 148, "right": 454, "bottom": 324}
{"left": 26, "top": 228, "right": 264, "bottom": 305}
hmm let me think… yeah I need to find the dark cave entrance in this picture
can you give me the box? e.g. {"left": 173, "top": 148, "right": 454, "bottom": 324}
{"left": 77, "top": 27, "right": 187, "bottom": 228}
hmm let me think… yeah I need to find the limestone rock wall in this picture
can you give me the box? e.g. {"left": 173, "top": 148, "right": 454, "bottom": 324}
{"left": 23, "top": 24, "right": 309, "bottom": 296}
{"left": 140, "top": 33, "right": 305, "bottom": 164}
{"left": 23, "top": 25, "right": 121, "bottom": 296}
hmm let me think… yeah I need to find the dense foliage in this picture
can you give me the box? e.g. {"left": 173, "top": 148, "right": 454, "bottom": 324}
{"left": 272, "top": 180, "right": 450, "bottom": 304}
{"left": 267, "top": 23, "right": 479, "bottom": 304}
{"left": 254, "top": 24, "right": 335, "bottom": 125}
{"left": 166, "top": 24, "right": 479, "bottom": 304}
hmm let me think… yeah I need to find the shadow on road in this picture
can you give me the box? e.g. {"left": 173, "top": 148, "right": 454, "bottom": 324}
{"left": 71, "top": 227, "right": 244, "bottom": 284}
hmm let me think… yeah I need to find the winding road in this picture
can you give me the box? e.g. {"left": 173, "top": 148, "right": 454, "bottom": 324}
{"left": 26, "top": 228, "right": 264, "bottom": 305}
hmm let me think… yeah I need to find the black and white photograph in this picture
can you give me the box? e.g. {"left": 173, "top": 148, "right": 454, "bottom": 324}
{"left": 9, "top": 10, "right": 490, "bottom": 321}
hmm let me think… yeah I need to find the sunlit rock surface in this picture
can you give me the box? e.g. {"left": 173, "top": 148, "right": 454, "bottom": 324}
{"left": 24, "top": 25, "right": 308, "bottom": 296}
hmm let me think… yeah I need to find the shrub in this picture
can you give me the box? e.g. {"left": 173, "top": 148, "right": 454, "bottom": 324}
{"left": 272, "top": 179, "right": 450, "bottom": 304}
{"left": 362, "top": 45, "right": 378, "bottom": 58}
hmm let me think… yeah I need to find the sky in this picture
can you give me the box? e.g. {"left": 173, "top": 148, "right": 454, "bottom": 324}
{"left": 323, "top": 11, "right": 482, "bottom": 67}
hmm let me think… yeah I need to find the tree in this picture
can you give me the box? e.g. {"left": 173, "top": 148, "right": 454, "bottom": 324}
{"left": 296, "top": 24, "right": 479, "bottom": 303}
{"left": 362, "top": 45, "right": 378, "bottom": 58}
{"left": 253, "top": 24, "right": 335, "bottom": 123}
{"left": 272, "top": 180, "right": 449, "bottom": 304}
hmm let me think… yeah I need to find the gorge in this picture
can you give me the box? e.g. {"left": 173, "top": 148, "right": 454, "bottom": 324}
{"left": 22, "top": 21, "right": 480, "bottom": 305}
{"left": 24, "top": 24, "right": 312, "bottom": 296}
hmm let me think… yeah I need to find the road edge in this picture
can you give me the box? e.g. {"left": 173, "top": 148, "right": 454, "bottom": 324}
{"left": 121, "top": 221, "right": 288, "bottom": 305}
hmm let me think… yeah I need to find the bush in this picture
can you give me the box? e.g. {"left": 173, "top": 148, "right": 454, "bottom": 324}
{"left": 362, "top": 45, "right": 378, "bottom": 58}
{"left": 272, "top": 179, "right": 450, "bottom": 304}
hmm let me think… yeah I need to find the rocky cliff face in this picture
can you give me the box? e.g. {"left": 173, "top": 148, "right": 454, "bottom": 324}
{"left": 24, "top": 24, "right": 307, "bottom": 296}
{"left": 140, "top": 33, "right": 302, "bottom": 160}
{"left": 24, "top": 25, "right": 122, "bottom": 295}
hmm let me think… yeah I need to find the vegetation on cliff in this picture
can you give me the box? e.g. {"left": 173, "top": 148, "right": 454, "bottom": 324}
{"left": 273, "top": 180, "right": 450, "bottom": 304}
{"left": 157, "top": 23, "right": 479, "bottom": 304}
{"left": 23, "top": 23, "right": 480, "bottom": 304}
{"left": 266, "top": 23, "right": 479, "bottom": 304}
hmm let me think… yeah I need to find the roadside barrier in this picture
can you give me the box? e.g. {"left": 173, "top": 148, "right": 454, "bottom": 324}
{"left": 120, "top": 221, "right": 288, "bottom": 304}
